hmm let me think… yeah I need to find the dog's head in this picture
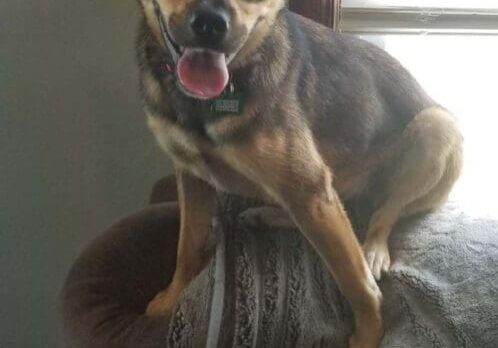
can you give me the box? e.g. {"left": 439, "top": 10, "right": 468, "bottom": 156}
{"left": 139, "top": 0, "right": 285, "bottom": 99}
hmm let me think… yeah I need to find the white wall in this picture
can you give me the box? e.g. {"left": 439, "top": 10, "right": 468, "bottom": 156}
{"left": 0, "top": 1, "right": 171, "bottom": 346}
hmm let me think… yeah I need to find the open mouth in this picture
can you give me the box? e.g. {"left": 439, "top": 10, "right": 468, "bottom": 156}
{"left": 153, "top": 1, "right": 230, "bottom": 100}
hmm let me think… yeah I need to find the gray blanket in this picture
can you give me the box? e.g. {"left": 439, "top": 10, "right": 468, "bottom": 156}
{"left": 166, "top": 196, "right": 498, "bottom": 347}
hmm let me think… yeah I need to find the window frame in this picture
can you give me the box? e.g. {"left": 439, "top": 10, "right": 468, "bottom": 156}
{"left": 339, "top": 1, "right": 498, "bottom": 35}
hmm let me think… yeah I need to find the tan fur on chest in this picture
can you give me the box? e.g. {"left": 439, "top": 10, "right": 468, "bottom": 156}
{"left": 147, "top": 113, "right": 265, "bottom": 197}
{"left": 148, "top": 114, "right": 208, "bottom": 174}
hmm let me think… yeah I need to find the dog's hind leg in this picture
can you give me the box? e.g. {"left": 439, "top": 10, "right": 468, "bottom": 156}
{"left": 363, "top": 106, "right": 463, "bottom": 280}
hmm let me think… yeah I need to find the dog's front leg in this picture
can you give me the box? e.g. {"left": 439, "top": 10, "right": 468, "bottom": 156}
{"left": 146, "top": 169, "right": 216, "bottom": 317}
{"left": 221, "top": 131, "right": 383, "bottom": 348}
{"left": 288, "top": 188, "right": 383, "bottom": 348}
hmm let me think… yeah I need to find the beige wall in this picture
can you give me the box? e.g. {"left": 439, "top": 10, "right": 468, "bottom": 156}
{"left": 0, "top": 1, "right": 171, "bottom": 346}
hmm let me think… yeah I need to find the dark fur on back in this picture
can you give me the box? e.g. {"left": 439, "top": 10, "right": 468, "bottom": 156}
{"left": 138, "top": 9, "right": 434, "bottom": 153}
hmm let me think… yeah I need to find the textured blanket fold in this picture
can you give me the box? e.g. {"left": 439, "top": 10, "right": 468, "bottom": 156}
{"left": 167, "top": 196, "right": 498, "bottom": 348}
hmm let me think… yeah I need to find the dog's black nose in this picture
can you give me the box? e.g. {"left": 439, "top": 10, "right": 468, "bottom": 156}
{"left": 191, "top": 9, "right": 229, "bottom": 45}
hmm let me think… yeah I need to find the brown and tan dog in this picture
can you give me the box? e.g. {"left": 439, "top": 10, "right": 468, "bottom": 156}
{"left": 136, "top": 0, "right": 463, "bottom": 346}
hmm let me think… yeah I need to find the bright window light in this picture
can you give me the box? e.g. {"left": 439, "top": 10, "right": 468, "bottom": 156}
{"left": 359, "top": 34, "right": 498, "bottom": 217}
{"left": 343, "top": 0, "right": 498, "bottom": 9}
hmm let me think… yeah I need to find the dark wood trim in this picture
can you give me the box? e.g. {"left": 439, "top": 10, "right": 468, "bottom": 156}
{"left": 288, "top": 0, "right": 341, "bottom": 30}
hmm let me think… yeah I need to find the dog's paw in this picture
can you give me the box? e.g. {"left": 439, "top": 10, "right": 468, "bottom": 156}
{"left": 348, "top": 308, "right": 383, "bottom": 348}
{"left": 145, "top": 282, "right": 184, "bottom": 317}
{"left": 363, "top": 240, "right": 391, "bottom": 281}
{"left": 348, "top": 334, "right": 382, "bottom": 348}
{"left": 238, "top": 206, "right": 294, "bottom": 229}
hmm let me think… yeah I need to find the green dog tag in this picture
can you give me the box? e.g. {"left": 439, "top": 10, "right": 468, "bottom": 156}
{"left": 210, "top": 92, "right": 245, "bottom": 116}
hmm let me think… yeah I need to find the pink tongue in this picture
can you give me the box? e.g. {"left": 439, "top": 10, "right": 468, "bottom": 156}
{"left": 177, "top": 48, "right": 229, "bottom": 99}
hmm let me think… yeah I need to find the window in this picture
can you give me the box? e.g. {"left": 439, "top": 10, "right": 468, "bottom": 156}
{"left": 341, "top": 0, "right": 498, "bottom": 34}
{"left": 340, "top": 1, "right": 498, "bottom": 216}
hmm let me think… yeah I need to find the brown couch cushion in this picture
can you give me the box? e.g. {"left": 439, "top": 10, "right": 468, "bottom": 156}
{"left": 60, "top": 203, "right": 179, "bottom": 348}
